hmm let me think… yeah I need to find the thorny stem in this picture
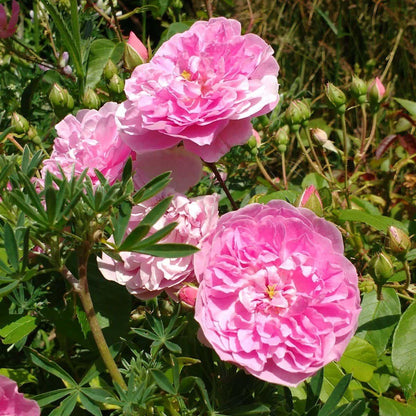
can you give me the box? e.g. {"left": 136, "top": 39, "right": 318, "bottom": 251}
{"left": 206, "top": 162, "right": 238, "bottom": 210}
{"left": 63, "top": 242, "right": 127, "bottom": 389}
{"left": 359, "top": 103, "right": 367, "bottom": 155}
{"left": 256, "top": 155, "right": 280, "bottom": 191}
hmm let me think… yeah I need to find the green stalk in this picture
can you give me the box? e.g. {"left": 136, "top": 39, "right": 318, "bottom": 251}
{"left": 340, "top": 114, "right": 350, "bottom": 208}
{"left": 75, "top": 242, "right": 127, "bottom": 389}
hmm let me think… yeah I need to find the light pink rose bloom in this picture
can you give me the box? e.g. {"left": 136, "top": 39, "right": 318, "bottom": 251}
{"left": 41, "top": 102, "right": 132, "bottom": 186}
{"left": 132, "top": 146, "right": 203, "bottom": 193}
{"left": 116, "top": 17, "right": 279, "bottom": 162}
{"left": 0, "top": 375, "right": 40, "bottom": 416}
{"left": 98, "top": 193, "right": 219, "bottom": 299}
{"left": 178, "top": 284, "right": 198, "bottom": 307}
{"left": 0, "top": 0, "right": 19, "bottom": 39}
{"left": 194, "top": 200, "right": 361, "bottom": 386}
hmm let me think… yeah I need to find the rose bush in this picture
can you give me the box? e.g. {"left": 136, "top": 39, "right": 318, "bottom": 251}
{"left": 194, "top": 200, "right": 361, "bottom": 386}
{"left": 98, "top": 193, "right": 219, "bottom": 299}
{"left": 41, "top": 102, "right": 132, "bottom": 185}
{"left": 0, "top": 375, "right": 40, "bottom": 416}
{"left": 116, "top": 17, "right": 280, "bottom": 162}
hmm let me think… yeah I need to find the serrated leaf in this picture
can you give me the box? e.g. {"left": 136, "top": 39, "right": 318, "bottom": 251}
{"left": 338, "top": 337, "right": 377, "bottom": 382}
{"left": 86, "top": 39, "right": 122, "bottom": 88}
{"left": 391, "top": 302, "right": 416, "bottom": 398}
{"left": 337, "top": 209, "right": 406, "bottom": 232}
{"left": 0, "top": 315, "right": 37, "bottom": 344}
{"left": 356, "top": 288, "right": 400, "bottom": 355}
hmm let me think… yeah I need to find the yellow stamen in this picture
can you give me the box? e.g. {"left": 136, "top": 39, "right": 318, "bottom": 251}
{"left": 181, "top": 70, "right": 191, "bottom": 80}
{"left": 266, "top": 284, "right": 277, "bottom": 299}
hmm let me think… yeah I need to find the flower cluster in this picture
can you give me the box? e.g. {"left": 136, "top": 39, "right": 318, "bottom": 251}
{"left": 40, "top": 17, "right": 362, "bottom": 389}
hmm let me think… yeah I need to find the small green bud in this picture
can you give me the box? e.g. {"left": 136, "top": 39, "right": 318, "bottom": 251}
{"left": 250, "top": 146, "right": 259, "bottom": 156}
{"left": 108, "top": 74, "right": 125, "bottom": 94}
{"left": 325, "top": 83, "right": 347, "bottom": 114}
{"left": 103, "top": 59, "right": 118, "bottom": 80}
{"left": 285, "top": 100, "right": 311, "bottom": 131}
{"left": 388, "top": 226, "right": 411, "bottom": 256}
{"left": 11, "top": 112, "right": 29, "bottom": 134}
{"left": 82, "top": 88, "right": 101, "bottom": 110}
{"left": 275, "top": 126, "right": 290, "bottom": 152}
{"left": 371, "top": 252, "right": 394, "bottom": 284}
{"left": 247, "top": 136, "right": 258, "bottom": 149}
{"left": 351, "top": 75, "right": 367, "bottom": 104}
{"left": 49, "top": 83, "right": 74, "bottom": 118}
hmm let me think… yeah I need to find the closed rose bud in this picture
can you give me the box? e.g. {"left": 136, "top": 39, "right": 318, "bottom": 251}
{"left": 351, "top": 75, "right": 367, "bottom": 104}
{"left": 108, "top": 74, "right": 124, "bottom": 94}
{"left": 297, "top": 185, "right": 324, "bottom": 216}
{"left": 368, "top": 77, "right": 386, "bottom": 110}
{"left": 124, "top": 32, "right": 148, "bottom": 70}
{"left": 11, "top": 112, "right": 29, "bottom": 134}
{"left": 178, "top": 285, "right": 198, "bottom": 308}
{"left": 311, "top": 128, "right": 338, "bottom": 153}
{"left": 82, "top": 88, "right": 101, "bottom": 109}
{"left": 103, "top": 59, "right": 118, "bottom": 80}
{"left": 49, "top": 83, "right": 67, "bottom": 108}
{"left": 325, "top": 82, "right": 346, "bottom": 114}
{"left": 388, "top": 226, "right": 411, "bottom": 255}
{"left": 285, "top": 100, "right": 311, "bottom": 131}
{"left": 371, "top": 252, "right": 394, "bottom": 284}
{"left": 275, "top": 125, "right": 290, "bottom": 153}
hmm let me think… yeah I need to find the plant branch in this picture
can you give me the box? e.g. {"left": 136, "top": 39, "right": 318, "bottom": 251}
{"left": 206, "top": 162, "right": 238, "bottom": 210}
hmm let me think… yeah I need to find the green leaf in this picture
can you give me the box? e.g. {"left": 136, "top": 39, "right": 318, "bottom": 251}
{"left": 326, "top": 400, "right": 366, "bottom": 416}
{"left": 318, "top": 374, "right": 352, "bottom": 416}
{"left": 338, "top": 337, "right": 377, "bottom": 382}
{"left": 141, "top": 196, "right": 173, "bottom": 227}
{"left": 254, "top": 190, "right": 298, "bottom": 204}
{"left": 391, "top": 302, "right": 416, "bottom": 398}
{"left": 137, "top": 243, "right": 199, "bottom": 258}
{"left": 227, "top": 403, "right": 271, "bottom": 415}
{"left": 86, "top": 39, "right": 122, "bottom": 89}
{"left": 29, "top": 349, "right": 77, "bottom": 386}
{"left": 0, "top": 315, "right": 37, "bottom": 344}
{"left": 320, "top": 363, "right": 363, "bottom": 406}
{"left": 394, "top": 98, "right": 416, "bottom": 116}
{"left": 133, "top": 171, "right": 171, "bottom": 204}
{"left": 79, "top": 392, "right": 103, "bottom": 416}
{"left": 3, "top": 222, "right": 19, "bottom": 271}
{"left": 118, "top": 224, "right": 150, "bottom": 251}
{"left": 150, "top": 369, "right": 176, "bottom": 395}
{"left": 379, "top": 396, "right": 416, "bottom": 416}
{"left": 112, "top": 201, "right": 132, "bottom": 247}
{"left": 0, "top": 280, "right": 19, "bottom": 298}
{"left": 69, "top": 0, "right": 81, "bottom": 59}
{"left": 33, "top": 388, "right": 72, "bottom": 406}
{"left": 356, "top": 288, "right": 401, "bottom": 355}
{"left": 129, "top": 222, "right": 177, "bottom": 251}
{"left": 48, "top": 392, "right": 78, "bottom": 416}
{"left": 337, "top": 209, "right": 406, "bottom": 232}
{"left": 302, "top": 172, "right": 329, "bottom": 189}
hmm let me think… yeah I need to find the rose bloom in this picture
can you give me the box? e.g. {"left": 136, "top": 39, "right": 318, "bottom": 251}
{"left": 0, "top": 0, "right": 19, "bottom": 39}
{"left": 0, "top": 375, "right": 40, "bottom": 416}
{"left": 194, "top": 200, "right": 361, "bottom": 386}
{"left": 116, "top": 17, "right": 279, "bottom": 163}
{"left": 41, "top": 102, "right": 132, "bottom": 185}
{"left": 98, "top": 193, "right": 219, "bottom": 299}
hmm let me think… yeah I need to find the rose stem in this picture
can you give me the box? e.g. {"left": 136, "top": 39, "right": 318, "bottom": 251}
{"left": 206, "top": 162, "right": 238, "bottom": 210}
{"left": 70, "top": 242, "right": 127, "bottom": 389}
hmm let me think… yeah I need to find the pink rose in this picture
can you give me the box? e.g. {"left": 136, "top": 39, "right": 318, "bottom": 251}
{"left": 127, "top": 32, "right": 148, "bottom": 63}
{"left": 41, "top": 102, "right": 132, "bottom": 186}
{"left": 98, "top": 193, "right": 219, "bottom": 299}
{"left": 0, "top": 0, "right": 19, "bottom": 39}
{"left": 116, "top": 17, "right": 279, "bottom": 162}
{"left": 132, "top": 146, "right": 203, "bottom": 193}
{"left": 0, "top": 375, "right": 40, "bottom": 416}
{"left": 194, "top": 200, "right": 361, "bottom": 386}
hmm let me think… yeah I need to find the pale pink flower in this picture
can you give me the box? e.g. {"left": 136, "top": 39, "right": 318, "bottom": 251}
{"left": 127, "top": 32, "right": 148, "bottom": 63}
{"left": 116, "top": 17, "right": 279, "bottom": 162}
{"left": 0, "top": 375, "right": 40, "bottom": 416}
{"left": 132, "top": 146, "right": 203, "bottom": 193}
{"left": 41, "top": 102, "right": 132, "bottom": 185}
{"left": 194, "top": 200, "right": 361, "bottom": 386}
{"left": 0, "top": 0, "right": 19, "bottom": 39}
{"left": 98, "top": 193, "right": 219, "bottom": 299}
